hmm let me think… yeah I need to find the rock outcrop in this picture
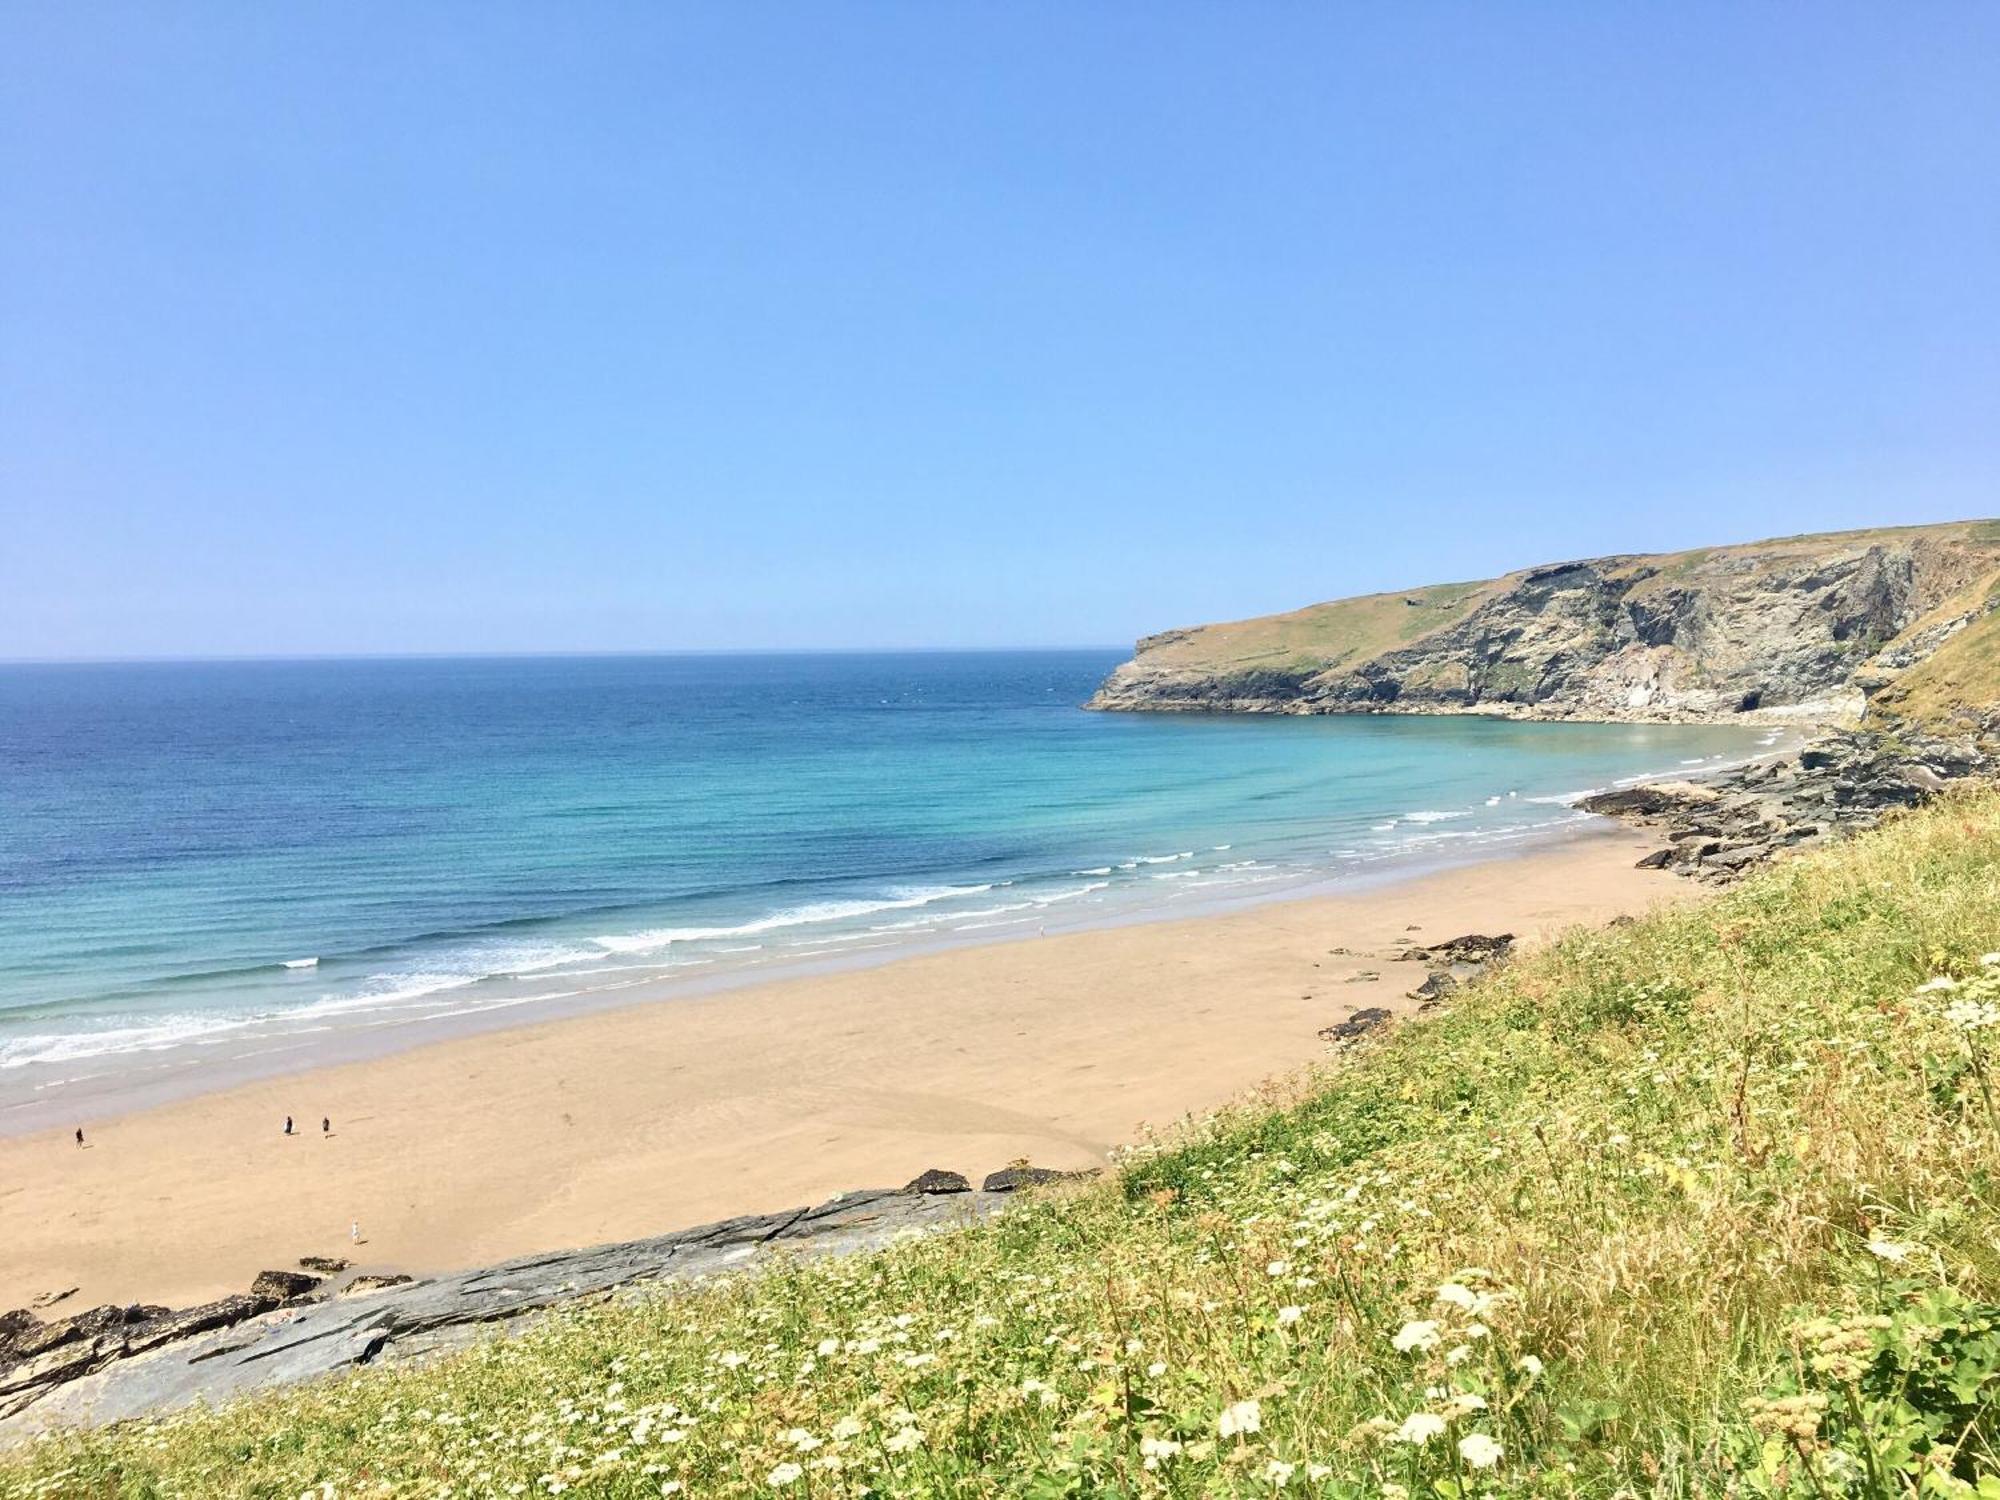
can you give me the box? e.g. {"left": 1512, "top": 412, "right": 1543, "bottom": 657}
{"left": 1578, "top": 720, "right": 1995, "bottom": 883}
{"left": 0, "top": 1186, "right": 1007, "bottom": 1443}
{"left": 1089, "top": 522, "right": 2000, "bottom": 723}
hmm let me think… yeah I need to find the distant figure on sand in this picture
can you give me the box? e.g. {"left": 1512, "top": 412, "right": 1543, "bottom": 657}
{"left": 322, "top": 1117, "right": 330, "bottom": 1137}
{"left": 284, "top": 1116, "right": 293, "bottom": 1136}
{"left": 350, "top": 1219, "right": 360, "bottom": 1244}
{"left": 74, "top": 1128, "right": 83, "bottom": 1148}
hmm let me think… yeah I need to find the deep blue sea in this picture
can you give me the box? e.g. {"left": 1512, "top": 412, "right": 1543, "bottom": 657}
{"left": 0, "top": 653, "right": 1770, "bottom": 1125}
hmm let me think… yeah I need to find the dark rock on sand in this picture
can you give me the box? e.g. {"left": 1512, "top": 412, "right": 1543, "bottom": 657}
{"left": 1634, "top": 848, "right": 1675, "bottom": 869}
{"left": 1408, "top": 971, "right": 1458, "bottom": 1004}
{"left": 299, "top": 1256, "right": 351, "bottom": 1275}
{"left": 1319, "top": 1008, "right": 1392, "bottom": 1042}
{"left": 902, "top": 1168, "right": 972, "bottom": 1195}
{"left": 248, "top": 1270, "right": 322, "bottom": 1303}
{"left": 339, "top": 1275, "right": 415, "bottom": 1297}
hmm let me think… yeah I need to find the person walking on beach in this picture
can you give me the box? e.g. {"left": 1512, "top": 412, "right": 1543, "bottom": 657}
{"left": 321, "top": 1117, "right": 330, "bottom": 1137}
{"left": 350, "top": 1219, "right": 360, "bottom": 1244}
{"left": 284, "top": 1115, "right": 293, "bottom": 1136}
{"left": 74, "top": 1127, "right": 84, "bottom": 1148}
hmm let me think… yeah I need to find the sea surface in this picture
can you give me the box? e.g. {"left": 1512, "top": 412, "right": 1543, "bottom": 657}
{"left": 0, "top": 653, "right": 1770, "bottom": 1128}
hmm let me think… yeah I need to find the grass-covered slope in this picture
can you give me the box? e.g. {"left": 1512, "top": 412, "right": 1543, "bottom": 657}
{"left": 13, "top": 794, "right": 2000, "bottom": 1497}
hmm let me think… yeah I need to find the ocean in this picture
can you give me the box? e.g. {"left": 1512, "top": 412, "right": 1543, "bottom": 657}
{"left": 0, "top": 652, "right": 1768, "bottom": 1127}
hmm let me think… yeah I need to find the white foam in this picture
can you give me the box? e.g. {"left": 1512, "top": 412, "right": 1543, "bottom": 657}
{"left": 281, "top": 957, "right": 319, "bottom": 970}
{"left": 592, "top": 886, "right": 989, "bottom": 955}
{"left": 1403, "top": 810, "right": 1468, "bottom": 824}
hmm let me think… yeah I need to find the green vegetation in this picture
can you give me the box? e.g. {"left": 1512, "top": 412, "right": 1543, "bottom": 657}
{"left": 13, "top": 794, "right": 2000, "bottom": 1496}
{"left": 1875, "top": 599, "right": 2000, "bottom": 730}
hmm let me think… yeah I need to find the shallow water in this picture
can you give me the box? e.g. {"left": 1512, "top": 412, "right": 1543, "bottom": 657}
{"left": 0, "top": 652, "right": 1769, "bottom": 1119}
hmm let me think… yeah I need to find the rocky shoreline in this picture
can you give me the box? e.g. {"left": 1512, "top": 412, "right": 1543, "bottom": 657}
{"left": 1571, "top": 719, "right": 1994, "bottom": 883}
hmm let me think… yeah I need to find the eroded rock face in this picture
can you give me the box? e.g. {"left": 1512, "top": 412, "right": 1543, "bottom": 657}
{"left": 1089, "top": 525, "right": 2000, "bottom": 722}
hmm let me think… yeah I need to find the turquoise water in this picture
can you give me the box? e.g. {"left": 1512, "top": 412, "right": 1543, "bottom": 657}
{"left": 0, "top": 653, "right": 1767, "bottom": 1123}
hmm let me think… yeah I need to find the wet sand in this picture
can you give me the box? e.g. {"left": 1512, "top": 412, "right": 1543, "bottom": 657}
{"left": 0, "top": 823, "right": 1686, "bottom": 1311}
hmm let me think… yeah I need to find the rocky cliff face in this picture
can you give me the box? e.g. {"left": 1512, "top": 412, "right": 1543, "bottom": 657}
{"left": 1089, "top": 522, "right": 2000, "bottom": 724}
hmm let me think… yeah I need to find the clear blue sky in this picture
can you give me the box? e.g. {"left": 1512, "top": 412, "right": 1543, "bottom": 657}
{"left": 3, "top": 5, "right": 1996, "bottom": 659}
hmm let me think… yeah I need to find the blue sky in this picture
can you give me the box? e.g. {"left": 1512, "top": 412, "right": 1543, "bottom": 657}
{"left": 3, "top": 4, "right": 1996, "bottom": 659}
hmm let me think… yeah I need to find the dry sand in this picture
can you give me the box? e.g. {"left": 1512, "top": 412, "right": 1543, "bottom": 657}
{"left": 0, "top": 825, "right": 1686, "bottom": 1311}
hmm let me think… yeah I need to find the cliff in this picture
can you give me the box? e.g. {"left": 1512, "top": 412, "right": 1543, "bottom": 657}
{"left": 1088, "top": 520, "right": 2000, "bottom": 724}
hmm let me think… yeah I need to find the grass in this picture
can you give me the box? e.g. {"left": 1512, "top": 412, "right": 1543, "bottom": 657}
{"left": 1874, "top": 599, "right": 2000, "bottom": 730}
{"left": 12, "top": 793, "right": 2000, "bottom": 1496}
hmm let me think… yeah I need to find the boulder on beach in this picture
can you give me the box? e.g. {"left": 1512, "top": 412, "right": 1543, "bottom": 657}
{"left": 902, "top": 1169, "right": 972, "bottom": 1195}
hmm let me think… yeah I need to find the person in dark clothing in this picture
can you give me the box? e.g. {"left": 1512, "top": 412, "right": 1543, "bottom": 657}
{"left": 284, "top": 1116, "right": 293, "bottom": 1135}
{"left": 321, "top": 1117, "right": 330, "bottom": 1137}
{"left": 75, "top": 1128, "right": 84, "bottom": 1148}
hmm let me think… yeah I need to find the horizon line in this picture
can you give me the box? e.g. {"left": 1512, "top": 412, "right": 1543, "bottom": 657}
{"left": 0, "top": 645, "right": 1135, "bottom": 668}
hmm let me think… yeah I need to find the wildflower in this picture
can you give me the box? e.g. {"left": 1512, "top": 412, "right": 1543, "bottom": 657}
{"left": 717, "top": 1351, "right": 748, "bottom": 1370}
{"left": 1444, "top": 1344, "right": 1473, "bottom": 1366}
{"left": 831, "top": 1415, "right": 864, "bottom": 1441}
{"left": 1147, "top": 1361, "right": 1168, "bottom": 1377}
{"left": 1983, "top": 953, "right": 2000, "bottom": 966}
{"left": 1266, "top": 1260, "right": 1291, "bottom": 1277}
{"left": 1264, "top": 1457, "right": 1297, "bottom": 1486}
{"left": 1442, "top": 1392, "right": 1488, "bottom": 1417}
{"left": 1393, "top": 1412, "right": 1447, "bottom": 1445}
{"left": 1745, "top": 1393, "right": 1827, "bottom": 1443}
{"left": 816, "top": 1338, "right": 839, "bottom": 1356}
{"left": 1140, "top": 1435, "right": 1183, "bottom": 1470}
{"left": 884, "top": 1426, "right": 924, "bottom": 1454}
{"left": 1946, "top": 999, "right": 2000, "bottom": 1031}
{"left": 1916, "top": 976, "right": 1961, "bottom": 994}
{"left": 783, "top": 1429, "right": 822, "bottom": 1452}
{"left": 1435, "top": 1282, "right": 1478, "bottom": 1311}
{"left": 1219, "top": 1399, "right": 1263, "bottom": 1438}
{"left": 1277, "top": 1305, "right": 1304, "bottom": 1326}
{"left": 1393, "top": 1320, "right": 1441, "bottom": 1353}
{"left": 1458, "top": 1432, "right": 1504, "bottom": 1469}
{"left": 767, "top": 1462, "right": 803, "bottom": 1488}
{"left": 1518, "top": 1354, "right": 1544, "bottom": 1378}
{"left": 1865, "top": 1239, "right": 1913, "bottom": 1263}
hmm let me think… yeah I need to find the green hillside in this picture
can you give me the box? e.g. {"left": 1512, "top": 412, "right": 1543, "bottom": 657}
{"left": 11, "top": 793, "right": 2000, "bottom": 1496}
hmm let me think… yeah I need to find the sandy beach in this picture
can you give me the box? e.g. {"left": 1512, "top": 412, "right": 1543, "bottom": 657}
{"left": 0, "top": 824, "right": 1688, "bottom": 1313}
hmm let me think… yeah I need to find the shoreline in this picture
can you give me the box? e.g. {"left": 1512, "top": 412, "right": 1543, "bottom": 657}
{"left": 0, "top": 819, "right": 1692, "bottom": 1313}
{"left": 2, "top": 725, "right": 1797, "bottom": 1141}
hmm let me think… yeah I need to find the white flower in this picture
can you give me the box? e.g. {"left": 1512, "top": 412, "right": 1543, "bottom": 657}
{"left": 1140, "top": 1435, "right": 1183, "bottom": 1468}
{"left": 816, "top": 1338, "right": 839, "bottom": 1356}
{"left": 1443, "top": 1392, "right": 1488, "bottom": 1416}
{"left": 1393, "top": 1412, "right": 1447, "bottom": 1445}
{"left": 1916, "top": 976, "right": 1962, "bottom": 994}
{"left": 1518, "top": 1353, "right": 1545, "bottom": 1378}
{"left": 1435, "top": 1282, "right": 1478, "bottom": 1311}
{"left": 1264, "top": 1457, "right": 1297, "bottom": 1486}
{"left": 1266, "top": 1260, "right": 1290, "bottom": 1277}
{"left": 1146, "top": 1361, "right": 1167, "bottom": 1377}
{"left": 1946, "top": 999, "right": 2000, "bottom": 1031}
{"left": 1445, "top": 1344, "right": 1473, "bottom": 1366}
{"left": 883, "top": 1426, "right": 924, "bottom": 1453}
{"left": 784, "top": 1429, "right": 822, "bottom": 1452}
{"left": 717, "top": 1351, "right": 748, "bottom": 1369}
{"left": 767, "top": 1462, "right": 804, "bottom": 1487}
{"left": 1866, "top": 1239, "right": 1914, "bottom": 1262}
{"left": 1219, "top": 1399, "right": 1263, "bottom": 1437}
{"left": 831, "top": 1415, "right": 864, "bottom": 1440}
{"left": 1277, "top": 1305, "right": 1304, "bottom": 1326}
{"left": 1982, "top": 953, "right": 2000, "bottom": 966}
{"left": 1458, "top": 1432, "right": 1504, "bottom": 1469}
{"left": 1392, "top": 1319, "right": 1441, "bottom": 1353}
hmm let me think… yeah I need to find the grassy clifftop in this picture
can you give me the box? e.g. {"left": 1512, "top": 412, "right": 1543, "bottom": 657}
{"left": 12, "top": 792, "right": 2000, "bottom": 1495}
{"left": 1092, "top": 520, "right": 2000, "bottom": 722}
